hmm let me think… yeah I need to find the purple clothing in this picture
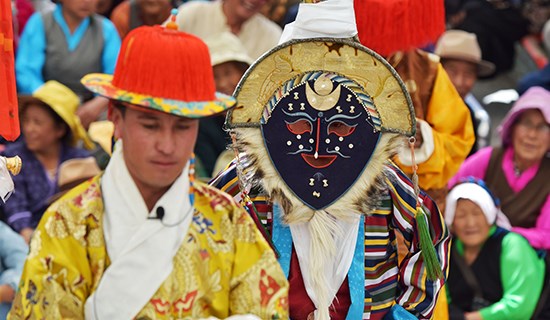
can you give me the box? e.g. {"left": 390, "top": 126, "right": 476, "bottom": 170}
{"left": 449, "top": 146, "right": 550, "bottom": 249}
{"left": 1, "top": 141, "right": 90, "bottom": 232}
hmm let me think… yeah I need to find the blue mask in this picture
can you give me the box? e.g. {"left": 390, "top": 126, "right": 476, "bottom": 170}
{"left": 261, "top": 72, "right": 381, "bottom": 210}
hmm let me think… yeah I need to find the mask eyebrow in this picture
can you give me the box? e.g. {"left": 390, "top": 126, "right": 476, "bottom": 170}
{"left": 282, "top": 110, "right": 316, "bottom": 122}
{"left": 325, "top": 112, "right": 362, "bottom": 122}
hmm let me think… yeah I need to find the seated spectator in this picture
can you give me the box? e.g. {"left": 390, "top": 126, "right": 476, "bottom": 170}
{"left": 445, "top": 179, "right": 545, "bottom": 320}
{"left": 449, "top": 86, "right": 550, "bottom": 250}
{"left": 110, "top": 0, "right": 173, "bottom": 39}
{"left": 0, "top": 221, "right": 27, "bottom": 319}
{"left": 435, "top": 30, "right": 494, "bottom": 155}
{"left": 2, "top": 81, "right": 95, "bottom": 243}
{"left": 15, "top": 0, "right": 121, "bottom": 128}
{"left": 445, "top": 0, "right": 529, "bottom": 75}
{"left": 175, "top": 0, "right": 281, "bottom": 60}
{"left": 195, "top": 32, "right": 253, "bottom": 179}
{"left": 517, "top": 19, "right": 550, "bottom": 95}
{"left": 12, "top": 0, "right": 34, "bottom": 48}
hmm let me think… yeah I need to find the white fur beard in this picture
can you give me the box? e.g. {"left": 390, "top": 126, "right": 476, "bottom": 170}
{"left": 231, "top": 127, "right": 404, "bottom": 318}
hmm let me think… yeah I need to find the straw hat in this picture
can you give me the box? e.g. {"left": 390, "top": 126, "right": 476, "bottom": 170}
{"left": 88, "top": 120, "right": 114, "bottom": 155}
{"left": 48, "top": 157, "right": 101, "bottom": 204}
{"left": 81, "top": 21, "right": 236, "bottom": 118}
{"left": 435, "top": 30, "right": 496, "bottom": 77}
{"left": 18, "top": 81, "right": 95, "bottom": 149}
{"left": 204, "top": 32, "right": 254, "bottom": 67}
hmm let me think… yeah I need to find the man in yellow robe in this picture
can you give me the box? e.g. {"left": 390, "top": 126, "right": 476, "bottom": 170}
{"left": 8, "top": 15, "right": 288, "bottom": 320}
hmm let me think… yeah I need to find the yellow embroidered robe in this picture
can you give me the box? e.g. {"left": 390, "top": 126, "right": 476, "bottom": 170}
{"left": 8, "top": 176, "right": 289, "bottom": 319}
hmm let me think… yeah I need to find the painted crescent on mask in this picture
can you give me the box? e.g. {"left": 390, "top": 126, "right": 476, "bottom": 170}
{"left": 305, "top": 77, "right": 341, "bottom": 111}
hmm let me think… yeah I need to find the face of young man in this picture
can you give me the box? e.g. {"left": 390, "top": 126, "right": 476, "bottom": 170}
{"left": 111, "top": 105, "right": 199, "bottom": 198}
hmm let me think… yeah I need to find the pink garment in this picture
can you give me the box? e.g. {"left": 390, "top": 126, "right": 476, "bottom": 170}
{"left": 449, "top": 146, "right": 550, "bottom": 250}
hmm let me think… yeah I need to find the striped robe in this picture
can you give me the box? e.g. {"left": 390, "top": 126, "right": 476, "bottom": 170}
{"left": 210, "top": 161, "right": 450, "bottom": 319}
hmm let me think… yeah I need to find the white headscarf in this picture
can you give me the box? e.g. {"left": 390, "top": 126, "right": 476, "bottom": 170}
{"left": 445, "top": 182, "right": 512, "bottom": 229}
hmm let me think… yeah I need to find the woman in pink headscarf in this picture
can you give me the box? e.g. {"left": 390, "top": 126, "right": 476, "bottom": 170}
{"left": 449, "top": 86, "right": 550, "bottom": 250}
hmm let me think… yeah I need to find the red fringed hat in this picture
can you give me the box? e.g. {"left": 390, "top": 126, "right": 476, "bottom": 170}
{"left": 354, "top": 0, "right": 445, "bottom": 57}
{"left": 82, "top": 16, "right": 235, "bottom": 118}
{"left": 0, "top": 0, "right": 20, "bottom": 141}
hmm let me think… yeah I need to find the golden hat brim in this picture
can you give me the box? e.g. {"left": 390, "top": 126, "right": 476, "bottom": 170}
{"left": 226, "top": 37, "right": 415, "bottom": 136}
{"left": 82, "top": 73, "right": 236, "bottom": 119}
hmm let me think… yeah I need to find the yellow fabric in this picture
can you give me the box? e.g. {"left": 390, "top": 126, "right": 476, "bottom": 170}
{"left": 88, "top": 121, "right": 114, "bottom": 156}
{"left": 432, "top": 285, "right": 449, "bottom": 320}
{"left": 26, "top": 81, "right": 95, "bottom": 149}
{"left": 395, "top": 64, "right": 474, "bottom": 190}
{"left": 8, "top": 177, "right": 289, "bottom": 319}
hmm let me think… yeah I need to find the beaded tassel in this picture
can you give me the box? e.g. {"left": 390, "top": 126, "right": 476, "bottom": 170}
{"left": 189, "top": 153, "right": 195, "bottom": 205}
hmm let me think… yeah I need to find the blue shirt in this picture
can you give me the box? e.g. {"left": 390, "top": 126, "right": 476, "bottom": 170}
{"left": 15, "top": 4, "right": 121, "bottom": 94}
{"left": 0, "top": 221, "right": 27, "bottom": 318}
{"left": 0, "top": 221, "right": 27, "bottom": 290}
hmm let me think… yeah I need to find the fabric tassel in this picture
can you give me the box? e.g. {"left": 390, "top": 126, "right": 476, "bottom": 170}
{"left": 409, "top": 138, "right": 442, "bottom": 281}
{"left": 354, "top": 0, "right": 445, "bottom": 57}
{"left": 415, "top": 205, "right": 442, "bottom": 280}
{"left": 0, "top": 0, "right": 20, "bottom": 141}
{"left": 230, "top": 133, "right": 279, "bottom": 256}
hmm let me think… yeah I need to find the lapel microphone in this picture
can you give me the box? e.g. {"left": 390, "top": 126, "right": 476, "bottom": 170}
{"left": 148, "top": 206, "right": 165, "bottom": 220}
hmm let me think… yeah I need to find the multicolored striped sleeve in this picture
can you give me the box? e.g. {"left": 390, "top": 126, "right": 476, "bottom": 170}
{"left": 383, "top": 163, "right": 450, "bottom": 319}
{"left": 209, "top": 161, "right": 273, "bottom": 232}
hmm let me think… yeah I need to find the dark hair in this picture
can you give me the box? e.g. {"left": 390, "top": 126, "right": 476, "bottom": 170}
{"left": 111, "top": 101, "right": 127, "bottom": 117}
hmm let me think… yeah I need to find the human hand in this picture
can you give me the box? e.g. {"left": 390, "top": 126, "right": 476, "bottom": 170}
{"left": 414, "top": 121, "right": 423, "bottom": 148}
{"left": 20, "top": 227, "right": 34, "bottom": 244}
{"left": 77, "top": 97, "right": 109, "bottom": 130}
{"left": 0, "top": 284, "right": 15, "bottom": 303}
{"left": 464, "top": 311, "right": 483, "bottom": 320}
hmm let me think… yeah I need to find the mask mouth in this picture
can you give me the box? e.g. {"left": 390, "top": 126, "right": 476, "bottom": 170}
{"left": 301, "top": 154, "right": 337, "bottom": 169}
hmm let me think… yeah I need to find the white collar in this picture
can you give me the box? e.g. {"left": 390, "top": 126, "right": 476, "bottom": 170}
{"left": 85, "top": 140, "right": 194, "bottom": 320}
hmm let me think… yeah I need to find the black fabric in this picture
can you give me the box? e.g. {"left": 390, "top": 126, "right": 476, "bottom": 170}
{"left": 465, "top": 101, "right": 480, "bottom": 156}
{"left": 448, "top": 227, "right": 508, "bottom": 313}
{"left": 447, "top": 0, "right": 529, "bottom": 75}
{"left": 533, "top": 255, "right": 550, "bottom": 319}
{"left": 261, "top": 78, "right": 380, "bottom": 210}
{"left": 195, "top": 115, "right": 228, "bottom": 177}
{"left": 129, "top": 0, "right": 143, "bottom": 32}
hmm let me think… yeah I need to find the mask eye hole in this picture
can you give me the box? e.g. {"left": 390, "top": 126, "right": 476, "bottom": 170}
{"left": 328, "top": 120, "right": 356, "bottom": 137}
{"left": 286, "top": 119, "right": 312, "bottom": 135}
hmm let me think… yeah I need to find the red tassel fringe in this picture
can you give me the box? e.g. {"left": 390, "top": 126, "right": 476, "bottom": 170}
{"left": 112, "top": 26, "right": 216, "bottom": 102}
{"left": 0, "top": 0, "right": 20, "bottom": 141}
{"left": 354, "top": 0, "right": 446, "bottom": 57}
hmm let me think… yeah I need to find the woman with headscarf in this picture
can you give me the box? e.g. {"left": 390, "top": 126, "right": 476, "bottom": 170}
{"left": 2, "top": 81, "right": 95, "bottom": 243}
{"left": 445, "top": 179, "right": 545, "bottom": 320}
{"left": 449, "top": 86, "right": 550, "bottom": 250}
